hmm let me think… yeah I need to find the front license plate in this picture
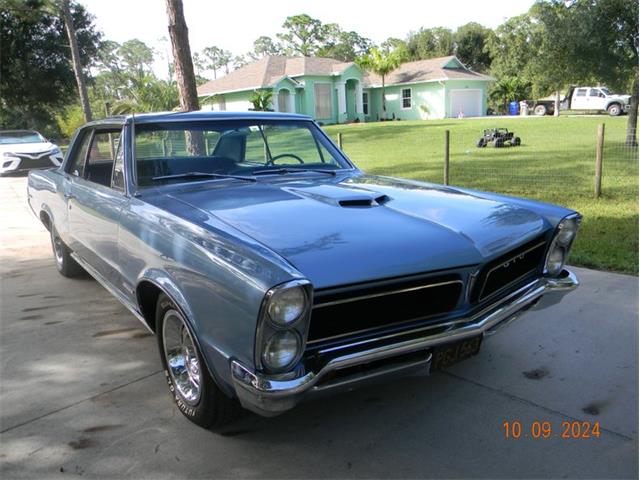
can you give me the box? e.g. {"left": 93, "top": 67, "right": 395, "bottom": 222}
{"left": 431, "top": 335, "right": 482, "bottom": 371}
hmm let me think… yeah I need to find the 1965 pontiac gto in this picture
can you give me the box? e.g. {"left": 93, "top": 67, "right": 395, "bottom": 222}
{"left": 27, "top": 111, "right": 580, "bottom": 429}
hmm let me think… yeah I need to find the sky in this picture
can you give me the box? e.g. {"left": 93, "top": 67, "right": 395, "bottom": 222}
{"left": 79, "top": 0, "right": 536, "bottom": 79}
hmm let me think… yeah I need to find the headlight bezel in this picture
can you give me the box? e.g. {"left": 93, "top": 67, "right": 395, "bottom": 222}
{"left": 544, "top": 214, "right": 581, "bottom": 277}
{"left": 255, "top": 279, "right": 313, "bottom": 374}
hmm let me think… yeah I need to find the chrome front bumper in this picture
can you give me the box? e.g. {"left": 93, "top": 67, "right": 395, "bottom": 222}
{"left": 231, "top": 269, "right": 579, "bottom": 416}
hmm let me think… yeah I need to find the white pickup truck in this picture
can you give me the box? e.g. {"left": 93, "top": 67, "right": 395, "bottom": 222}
{"left": 532, "top": 86, "right": 631, "bottom": 116}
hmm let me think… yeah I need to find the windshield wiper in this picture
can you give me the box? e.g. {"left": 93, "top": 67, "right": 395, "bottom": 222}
{"left": 151, "top": 172, "right": 256, "bottom": 182}
{"left": 251, "top": 167, "right": 337, "bottom": 176}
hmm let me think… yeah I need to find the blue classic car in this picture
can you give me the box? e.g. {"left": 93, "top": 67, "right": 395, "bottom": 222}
{"left": 27, "top": 111, "right": 580, "bottom": 429}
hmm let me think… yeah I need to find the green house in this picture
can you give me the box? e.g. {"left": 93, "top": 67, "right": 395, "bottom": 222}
{"left": 197, "top": 55, "right": 494, "bottom": 124}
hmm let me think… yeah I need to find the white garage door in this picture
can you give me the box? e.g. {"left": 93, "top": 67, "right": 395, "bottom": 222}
{"left": 449, "top": 90, "right": 482, "bottom": 118}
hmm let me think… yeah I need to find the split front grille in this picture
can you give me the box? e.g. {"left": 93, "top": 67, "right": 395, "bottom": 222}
{"left": 473, "top": 235, "right": 547, "bottom": 302}
{"left": 15, "top": 153, "right": 57, "bottom": 169}
{"left": 307, "top": 275, "right": 463, "bottom": 344}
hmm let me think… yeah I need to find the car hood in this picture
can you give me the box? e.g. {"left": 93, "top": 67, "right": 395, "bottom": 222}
{"left": 607, "top": 94, "right": 631, "bottom": 102}
{"left": 146, "top": 173, "right": 552, "bottom": 288}
{"left": 0, "top": 142, "right": 57, "bottom": 155}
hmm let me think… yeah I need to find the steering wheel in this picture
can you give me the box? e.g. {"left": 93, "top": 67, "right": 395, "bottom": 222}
{"left": 269, "top": 153, "right": 305, "bottom": 165}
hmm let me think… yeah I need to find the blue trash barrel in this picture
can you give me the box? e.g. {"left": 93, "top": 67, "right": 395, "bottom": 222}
{"left": 509, "top": 101, "right": 519, "bottom": 116}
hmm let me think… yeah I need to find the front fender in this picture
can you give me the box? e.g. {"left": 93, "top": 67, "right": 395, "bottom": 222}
{"left": 135, "top": 270, "right": 239, "bottom": 397}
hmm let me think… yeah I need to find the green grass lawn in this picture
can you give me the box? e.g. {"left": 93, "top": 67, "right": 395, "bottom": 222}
{"left": 324, "top": 116, "right": 638, "bottom": 274}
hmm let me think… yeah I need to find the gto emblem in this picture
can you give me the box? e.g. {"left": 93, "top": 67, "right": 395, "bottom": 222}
{"left": 502, "top": 253, "right": 526, "bottom": 269}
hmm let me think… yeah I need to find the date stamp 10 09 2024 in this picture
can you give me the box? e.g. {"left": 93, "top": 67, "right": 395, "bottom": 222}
{"left": 503, "top": 420, "right": 601, "bottom": 439}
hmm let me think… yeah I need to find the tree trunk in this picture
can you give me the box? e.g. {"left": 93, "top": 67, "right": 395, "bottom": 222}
{"left": 626, "top": 74, "right": 638, "bottom": 147}
{"left": 554, "top": 90, "right": 560, "bottom": 117}
{"left": 165, "top": 0, "right": 203, "bottom": 154}
{"left": 165, "top": 0, "right": 199, "bottom": 112}
{"left": 381, "top": 75, "right": 386, "bottom": 119}
{"left": 60, "top": 0, "right": 92, "bottom": 122}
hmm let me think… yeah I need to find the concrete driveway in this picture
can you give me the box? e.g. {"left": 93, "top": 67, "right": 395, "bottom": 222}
{"left": 0, "top": 176, "right": 637, "bottom": 479}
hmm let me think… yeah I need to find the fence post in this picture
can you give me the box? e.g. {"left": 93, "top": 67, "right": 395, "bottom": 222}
{"left": 444, "top": 130, "right": 450, "bottom": 185}
{"left": 595, "top": 123, "right": 605, "bottom": 198}
{"left": 337, "top": 132, "right": 343, "bottom": 150}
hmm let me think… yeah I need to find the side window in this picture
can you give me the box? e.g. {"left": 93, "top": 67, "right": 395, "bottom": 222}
{"left": 112, "top": 129, "right": 125, "bottom": 190}
{"left": 67, "top": 131, "right": 92, "bottom": 177}
{"left": 86, "top": 130, "right": 121, "bottom": 187}
{"left": 589, "top": 89, "right": 600, "bottom": 97}
{"left": 576, "top": 88, "right": 587, "bottom": 97}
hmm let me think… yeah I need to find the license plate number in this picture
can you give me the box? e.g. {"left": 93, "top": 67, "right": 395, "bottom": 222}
{"left": 431, "top": 335, "right": 482, "bottom": 371}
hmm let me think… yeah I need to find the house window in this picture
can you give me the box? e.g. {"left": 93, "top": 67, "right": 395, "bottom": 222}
{"left": 314, "top": 83, "right": 332, "bottom": 119}
{"left": 217, "top": 97, "right": 226, "bottom": 111}
{"left": 362, "top": 92, "right": 369, "bottom": 115}
{"left": 401, "top": 88, "right": 412, "bottom": 109}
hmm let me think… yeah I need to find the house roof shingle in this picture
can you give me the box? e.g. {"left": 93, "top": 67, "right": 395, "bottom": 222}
{"left": 197, "top": 55, "right": 494, "bottom": 96}
{"left": 197, "top": 56, "right": 354, "bottom": 96}
{"left": 362, "top": 56, "right": 494, "bottom": 86}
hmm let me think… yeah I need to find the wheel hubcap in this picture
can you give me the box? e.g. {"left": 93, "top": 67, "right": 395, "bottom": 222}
{"left": 162, "top": 310, "right": 202, "bottom": 405}
{"left": 52, "top": 233, "right": 64, "bottom": 267}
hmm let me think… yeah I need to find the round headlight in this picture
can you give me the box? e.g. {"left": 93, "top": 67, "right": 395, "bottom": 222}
{"left": 267, "top": 286, "right": 306, "bottom": 327}
{"left": 261, "top": 330, "right": 300, "bottom": 371}
{"left": 557, "top": 218, "right": 578, "bottom": 246}
{"left": 545, "top": 241, "right": 566, "bottom": 276}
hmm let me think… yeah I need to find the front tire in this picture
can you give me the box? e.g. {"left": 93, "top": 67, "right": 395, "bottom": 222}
{"left": 156, "top": 294, "right": 240, "bottom": 429}
{"left": 607, "top": 103, "right": 622, "bottom": 116}
{"left": 50, "top": 226, "right": 84, "bottom": 277}
{"left": 534, "top": 104, "right": 547, "bottom": 116}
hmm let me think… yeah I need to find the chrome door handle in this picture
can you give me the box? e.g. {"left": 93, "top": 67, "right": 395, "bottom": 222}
{"left": 64, "top": 193, "right": 75, "bottom": 199}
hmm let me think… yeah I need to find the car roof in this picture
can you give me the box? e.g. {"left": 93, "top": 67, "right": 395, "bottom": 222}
{"left": 0, "top": 129, "right": 41, "bottom": 135}
{"left": 83, "top": 110, "right": 313, "bottom": 128}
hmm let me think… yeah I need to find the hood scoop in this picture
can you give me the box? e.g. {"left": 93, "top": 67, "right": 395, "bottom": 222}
{"left": 339, "top": 195, "right": 390, "bottom": 208}
{"left": 285, "top": 185, "right": 391, "bottom": 208}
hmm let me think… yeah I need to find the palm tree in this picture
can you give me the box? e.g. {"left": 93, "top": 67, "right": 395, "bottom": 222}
{"left": 164, "top": 0, "right": 199, "bottom": 112}
{"left": 359, "top": 47, "right": 402, "bottom": 119}
{"left": 490, "top": 77, "right": 531, "bottom": 114}
{"left": 58, "top": 0, "right": 92, "bottom": 121}
{"left": 249, "top": 90, "right": 273, "bottom": 111}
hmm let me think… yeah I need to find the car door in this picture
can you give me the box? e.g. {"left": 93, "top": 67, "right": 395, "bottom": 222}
{"left": 67, "top": 127, "right": 127, "bottom": 284}
{"left": 571, "top": 88, "right": 589, "bottom": 109}
{"left": 589, "top": 88, "right": 607, "bottom": 110}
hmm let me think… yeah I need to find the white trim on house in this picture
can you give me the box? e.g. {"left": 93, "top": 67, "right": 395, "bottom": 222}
{"left": 448, "top": 88, "right": 483, "bottom": 118}
{"left": 197, "top": 85, "right": 262, "bottom": 97}
{"left": 335, "top": 81, "right": 347, "bottom": 115}
{"left": 364, "top": 76, "right": 494, "bottom": 89}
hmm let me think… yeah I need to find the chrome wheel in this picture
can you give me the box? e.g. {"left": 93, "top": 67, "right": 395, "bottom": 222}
{"left": 52, "top": 231, "right": 64, "bottom": 268}
{"left": 162, "top": 309, "right": 202, "bottom": 405}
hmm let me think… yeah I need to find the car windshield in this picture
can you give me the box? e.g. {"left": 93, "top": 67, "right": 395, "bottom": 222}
{"left": 134, "top": 120, "right": 351, "bottom": 186}
{"left": 0, "top": 131, "right": 46, "bottom": 145}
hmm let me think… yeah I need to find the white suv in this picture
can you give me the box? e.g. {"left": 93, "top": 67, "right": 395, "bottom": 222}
{"left": 0, "top": 130, "right": 64, "bottom": 176}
